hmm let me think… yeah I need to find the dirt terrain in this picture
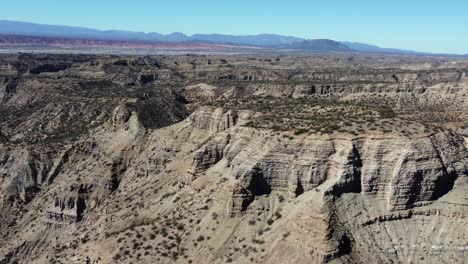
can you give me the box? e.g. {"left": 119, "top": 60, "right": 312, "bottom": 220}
{"left": 0, "top": 53, "right": 467, "bottom": 264}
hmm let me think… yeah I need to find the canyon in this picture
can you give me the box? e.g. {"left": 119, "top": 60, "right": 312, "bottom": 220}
{"left": 0, "top": 53, "right": 467, "bottom": 263}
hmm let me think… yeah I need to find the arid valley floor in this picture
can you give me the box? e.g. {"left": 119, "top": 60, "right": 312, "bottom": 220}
{"left": 0, "top": 53, "right": 467, "bottom": 263}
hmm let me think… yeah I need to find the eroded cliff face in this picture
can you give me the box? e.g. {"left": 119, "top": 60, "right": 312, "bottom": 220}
{"left": 193, "top": 128, "right": 467, "bottom": 212}
{"left": 0, "top": 54, "right": 467, "bottom": 264}
{"left": 188, "top": 108, "right": 468, "bottom": 263}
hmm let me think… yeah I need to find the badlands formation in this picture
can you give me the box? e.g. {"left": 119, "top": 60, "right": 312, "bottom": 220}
{"left": 0, "top": 53, "right": 467, "bottom": 263}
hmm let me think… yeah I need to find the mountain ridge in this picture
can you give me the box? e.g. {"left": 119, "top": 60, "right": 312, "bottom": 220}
{"left": 0, "top": 20, "right": 426, "bottom": 54}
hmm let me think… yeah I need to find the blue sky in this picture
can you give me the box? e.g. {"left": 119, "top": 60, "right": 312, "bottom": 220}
{"left": 1, "top": 0, "right": 468, "bottom": 53}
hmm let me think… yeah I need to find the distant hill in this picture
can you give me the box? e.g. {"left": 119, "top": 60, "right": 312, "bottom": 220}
{"left": 190, "top": 34, "right": 303, "bottom": 47}
{"left": 342, "top": 41, "right": 421, "bottom": 54}
{"left": 0, "top": 20, "right": 160, "bottom": 41}
{"left": 0, "top": 20, "right": 431, "bottom": 54}
{"left": 287, "top": 39, "right": 351, "bottom": 52}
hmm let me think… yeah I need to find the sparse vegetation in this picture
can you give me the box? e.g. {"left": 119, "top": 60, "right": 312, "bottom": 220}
{"left": 207, "top": 97, "right": 406, "bottom": 134}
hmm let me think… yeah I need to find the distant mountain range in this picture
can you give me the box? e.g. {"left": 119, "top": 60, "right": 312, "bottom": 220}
{"left": 0, "top": 20, "right": 426, "bottom": 54}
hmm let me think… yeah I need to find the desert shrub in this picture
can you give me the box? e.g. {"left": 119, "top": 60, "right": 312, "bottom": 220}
{"left": 252, "top": 239, "right": 265, "bottom": 244}
{"left": 278, "top": 195, "right": 285, "bottom": 203}
{"left": 211, "top": 212, "right": 218, "bottom": 220}
{"left": 294, "top": 128, "right": 308, "bottom": 135}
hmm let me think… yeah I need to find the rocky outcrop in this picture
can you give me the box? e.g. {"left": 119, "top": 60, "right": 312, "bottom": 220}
{"left": 190, "top": 107, "right": 246, "bottom": 133}
{"left": 192, "top": 134, "right": 231, "bottom": 174}
{"left": 138, "top": 73, "right": 158, "bottom": 84}
{"left": 180, "top": 83, "right": 219, "bottom": 101}
{"left": 0, "top": 147, "right": 53, "bottom": 204}
{"left": 43, "top": 185, "right": 89, "bottom": 227}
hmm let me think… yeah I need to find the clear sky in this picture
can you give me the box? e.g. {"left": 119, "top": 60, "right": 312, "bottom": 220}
{"left": 1, "top": 0, "right": 468, "bottom": 54}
